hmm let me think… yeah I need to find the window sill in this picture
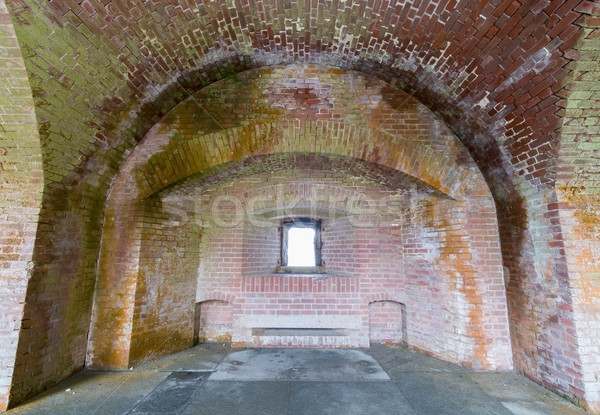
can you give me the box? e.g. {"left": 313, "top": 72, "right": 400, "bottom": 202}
{"left": 241, "top": 270, "right": 357, "bottom": 278}
{"left": 241, "top": 268, "right": 357, "bottom": 278}
{"left": 274, "top": 266, "right": 327, "bottom": 274}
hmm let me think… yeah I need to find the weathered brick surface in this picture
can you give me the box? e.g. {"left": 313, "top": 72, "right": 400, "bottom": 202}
{"left": 86, "top": 66, "right": 511, "bottom": 371}
{"left": 87, "top": 66, "right": 485, "bottom": 369}
{"left": 191, "top": 170, "right": 510, "bottom": 366}
{"left": 0, "top": 1, "right": 43, "bottom": 410}
{"left": 369, "top": 301, "right": 405, "bottom": 344}
{"left": 0, "top": 0, "right": 597, "bottom": 411}
{"left": 196, "top": 300, "right": 234, "bottom": 343}
{"left": 555, "top": 4, "right": 600, "bottom": 411}
{"left": 129, "top": 197, "right": 200, "bottom": 366}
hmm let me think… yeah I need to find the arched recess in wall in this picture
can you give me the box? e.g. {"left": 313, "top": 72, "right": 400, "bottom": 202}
{"left": 368, "top": 300, "right": 407, "bottom": 346}
{"left": 194, "top": 292, "right": 237, "bottom": 345}
{"left": 194, "top": 301, "right": 234, "bottom": 344}
{"left": 84, "top": 64, "right": 512, "bottom": 372}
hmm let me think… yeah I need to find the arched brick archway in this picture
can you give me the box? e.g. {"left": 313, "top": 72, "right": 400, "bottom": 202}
{"left": 86, "top": 65, "right": 503, "bottom": 369}
{"left": 79, "top": 66, "right": 514, "bottom": 376}
{"left": 1, "top": 0, "right": 599, "bottom": 411}
{"left": 133, "top": 121, "right": 474, "bottom": 200}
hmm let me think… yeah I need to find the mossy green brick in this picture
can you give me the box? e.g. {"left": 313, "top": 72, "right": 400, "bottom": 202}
{"left": 2, "top": 0, "right": 600, "bottom": 411}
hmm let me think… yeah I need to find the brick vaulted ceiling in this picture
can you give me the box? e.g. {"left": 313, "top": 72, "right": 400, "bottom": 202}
{"left": 5, "top": 0, "right": 593, "bottom": 198}
{"left": 2, "top": 0, "right": 600, "bottom": 412}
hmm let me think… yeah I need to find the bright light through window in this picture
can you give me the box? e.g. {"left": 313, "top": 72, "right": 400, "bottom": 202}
{"left": 287, "top": 227, "right": 316, "bottom": 267}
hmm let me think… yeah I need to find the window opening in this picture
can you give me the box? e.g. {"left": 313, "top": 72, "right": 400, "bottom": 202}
{"left": 287, "top": 227, "right": 316, "bottom": 266}
{"left": 280, "top": 218, "right": 322, "bottom": 268}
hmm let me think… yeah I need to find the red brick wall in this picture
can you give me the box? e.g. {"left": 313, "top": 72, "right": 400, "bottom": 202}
{"left": 555, "top": 7, "right": 600, "bottom": 410}
{"left": 0, "top": 5, "right": 44, "bottom": 410}
{"left": 242, "top": 222, "right": 279, "bottom": 276}
{"left": 321, "top": 217, "right": 361, "bottom": 277}
{"left": 369, "top": 301, "right": 406, "bottom": 344}
{"left": 3, "top": 0, "right": 597, "bottom": 410}
{"left": 196, "top": 301, "right": 234, "bottom": 343}
{"left": 193, "top": 170, "right": 511, "bottom": 368}
{"left": 128, "top": 198, "right": 200, "bottom": 366}
{"left": 400, "top": 191, "right": 512, "bottom": 369}
{"left": 87, "top": 65, "right": 477, "bottom": 371}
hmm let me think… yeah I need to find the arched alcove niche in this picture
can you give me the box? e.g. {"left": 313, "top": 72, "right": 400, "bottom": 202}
{"left": 85, "top": 64, "right": 511, "bottom": 373}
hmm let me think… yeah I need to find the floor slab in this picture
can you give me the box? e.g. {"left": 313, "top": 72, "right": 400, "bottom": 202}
{"left": 128, "top": 372, "right": 210, "bottom": 414}
{"left": 5, "top": 344, "right": 589, "bottom": 415}
{"left": 183, "top": 381, "right": 288, "bottom": 415}
{"left": 288, "top": 381, "right": 415, "bottom": 415}
{"left": 501, "top": 401, "right": 589, "bottom": 415}
{"left": 131, "top": 343, "right": 229, "bottom": 372}
{"left": 392, "top": 371, "right": 513, "bottom": 415}
{"left": 366, "top": 344, "right": 466, "bottom": 373}
{"left": 7, "top": 371, "right": 170, "bottom": 415}
{"left": 466, "top": 371, "right": 565, "bottom": 403}
{"left": 209, "top": 348, "right": 389, "bottom": 381}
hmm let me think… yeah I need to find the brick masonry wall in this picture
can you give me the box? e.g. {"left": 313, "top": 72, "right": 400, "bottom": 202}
{"left": 321, "top": 217, "right": 361, "bottom": 277}
{"left": 0, "top": 2, "right": 43, "bottom": 410}
{"left": 400, "top": 187, "right": 512, "bottom": 369}
{"left": 242, "top": 222, "right": 279, "bottom": 276}
{"left": 87, "top": 65, "right": 478, "bottom": 372}
{"left": 1, "top": 0, "right": 599, "bottom": 409}
{"left": 196, "top": 301, "right": 234, "bottom": 343}
{"left": 192, "top": 170, "right": 511, "bottom": 368}
{"left": 556, "top": 4, "right": 600, "bottom": 411}
{"left": 368, "top": 301, "right": 406, "bottom": 344}
{"left": 128, "top": 197, "right": 200, "bottom": 366}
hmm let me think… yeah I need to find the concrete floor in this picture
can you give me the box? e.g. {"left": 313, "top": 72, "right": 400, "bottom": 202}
{"left": 6, "top": 344, "right": 587, "bottom": 415}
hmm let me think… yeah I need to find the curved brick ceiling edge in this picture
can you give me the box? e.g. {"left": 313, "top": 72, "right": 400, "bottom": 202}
{"left": 6, "top": 0, "right": 588, "bottom": 201}
{"left": 134, "top": 121, "right": 475, "bottom": 200}
{"left": 150, "top": 152, "right": 461, "bottom": 201}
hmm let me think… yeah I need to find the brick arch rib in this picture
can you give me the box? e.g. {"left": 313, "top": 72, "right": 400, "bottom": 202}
{"left": 137, "top": 121, "right": 475, "bottom": 201}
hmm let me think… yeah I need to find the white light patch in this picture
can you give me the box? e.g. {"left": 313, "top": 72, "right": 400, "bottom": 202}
{"left": 287, "top": 227, "right": 316, "bottom": 267}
